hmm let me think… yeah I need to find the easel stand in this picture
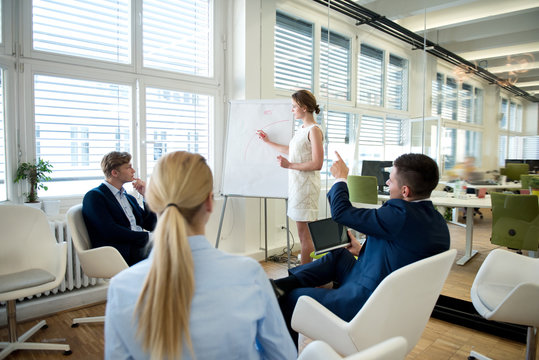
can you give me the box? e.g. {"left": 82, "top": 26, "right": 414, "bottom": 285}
{"left": 215, "top": 195, "right": 292, "bottom": 268}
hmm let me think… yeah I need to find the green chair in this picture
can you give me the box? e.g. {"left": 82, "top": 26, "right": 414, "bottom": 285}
{"left": 505, "top": 163, "right": 529, "bottom": 182}
{"left": 347, "top": 175, "right": 378, "bottom": 204}
{"left": 490, "top": 192, "right": 539, "bottom": 251}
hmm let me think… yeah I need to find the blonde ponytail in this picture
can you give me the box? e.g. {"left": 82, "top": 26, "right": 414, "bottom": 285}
{"left": 135, "top": 151, "right": 212, "bottom": 359}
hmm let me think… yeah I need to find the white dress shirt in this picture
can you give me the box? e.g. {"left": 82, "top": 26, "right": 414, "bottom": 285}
{"left": 103, "top": 181, "right": 142, "bottom": 232}
{"left": 105, "top": 235, "right": 297, "bottom": 360}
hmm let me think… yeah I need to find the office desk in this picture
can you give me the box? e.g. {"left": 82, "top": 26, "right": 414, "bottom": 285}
{"left": 376, "top": 194, "right": 491, "bottom": 265}
{"left": 441, "top": 181, "right": 521, "bottom": 191}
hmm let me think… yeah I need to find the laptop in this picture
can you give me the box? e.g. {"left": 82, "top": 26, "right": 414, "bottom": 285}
{"left": 308, "top": 218, "right": 351, "bottom": 255}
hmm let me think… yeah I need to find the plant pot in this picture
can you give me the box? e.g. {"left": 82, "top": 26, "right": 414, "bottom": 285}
{"left": 24, "top": 201, "right": 42, "bottom": 210}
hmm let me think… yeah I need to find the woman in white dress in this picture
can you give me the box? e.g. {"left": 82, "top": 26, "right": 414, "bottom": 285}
{"left": 257, "top": 90, "right": 324, "bottom": 264}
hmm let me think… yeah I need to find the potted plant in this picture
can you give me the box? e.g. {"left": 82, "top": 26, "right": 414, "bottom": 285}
{"left": 529, "top": 176, "right": 539, "bottom": 196}
{"left": 14, "top": 158, "right": 53, "bottom": 206}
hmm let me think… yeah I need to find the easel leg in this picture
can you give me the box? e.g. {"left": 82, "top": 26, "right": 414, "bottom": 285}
{"left": 286, "top": 199, "right": 291, "bottom": 268}
{"left": 215, "top": 195, "right": 228, "bottom": 248}
{"left": 264, "top": 198, "right": 268, "bottom": 261}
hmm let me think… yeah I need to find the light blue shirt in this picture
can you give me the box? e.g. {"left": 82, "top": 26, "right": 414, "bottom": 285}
{"left": 103, "top": 181, "right": 142, "bottom": 232}
{"left": 105, "top": 235, "right": 297, "bottom": 360}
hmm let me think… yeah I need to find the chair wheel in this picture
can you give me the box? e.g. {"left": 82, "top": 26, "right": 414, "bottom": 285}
{"left": 63, "top": 350, "right": 72, "bottom": 356}
{"left": 42, "top": 324, "right": 49, "bottom": 329}
{"left": 468, "top": 357, "right": 476, "bottom": 360}
{"left": 71, "top": 323, "right": 79, "bottom": 328}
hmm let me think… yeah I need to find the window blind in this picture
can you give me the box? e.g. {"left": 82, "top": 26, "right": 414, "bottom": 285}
{"left": 431, "top": 73, "right": 443, "bottom": 116}
{"left": 143, "top": 0, "right": 211, "bottom": 76}
{"left": 358, "top": 44, "right": 383, "bottom": 106}
{"left": 34, "top": 75, "right": 132, "bottom": 188}
{"left": 358, "top": 115, "right": 384, "bottom": 146}
{"left": 386, "top": 54, "right": 407, "bottom": 110}
{"left": 32, "top": 0, "right": 131, "bottom": 63}
{"left": 326, "top": 111, "right": 349, "bottom": 144}
{"left": 500, "top": 98, "right": 508, "bottom": 130}
{"left": 442, "top": 76, "right": 457, "bottom": 120}
{"left": 320, "top": 28, "right": 350, "bottom": 100}
{"left": 385, "top": 117, "right": 403, "bottom": 145}
{"left": 458, "top": 83, "right": 472, "bottom": 123}
{"left": 145, "top": 87, "right": 211, "bottom": 174}
{"left": 274, "top": 11, "right": 313, "bottom": 91}
{"left": 509, "top": 101, "right": 517, "bottom": 132}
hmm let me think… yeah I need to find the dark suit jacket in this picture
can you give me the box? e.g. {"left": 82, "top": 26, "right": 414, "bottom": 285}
{"left": 82, "top": 183, "right": 157, "bottom": 266}
{"left": 287, "top": 181, "right": 450, "bottom": 322}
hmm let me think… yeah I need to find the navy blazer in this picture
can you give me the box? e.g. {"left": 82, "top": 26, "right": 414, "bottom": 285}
{"left": 288, "top": 181, "right": 450, "bottom": 322}
{"left": 82, "top": 183, "right": 157, "bottom": 266}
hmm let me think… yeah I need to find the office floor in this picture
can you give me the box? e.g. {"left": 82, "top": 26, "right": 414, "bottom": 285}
{"left": 0, "top": 209, "right": 534, "bottom": 359}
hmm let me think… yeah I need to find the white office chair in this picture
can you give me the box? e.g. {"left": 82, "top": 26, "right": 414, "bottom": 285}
{"left": 292, "top": 249, "right": 457, "bottom": 357}
{"left": 66, "top": 204, "right": 128, "bottom": 327}
{"left": 298, "top": 336, "right": 408, "bottom": 360}
{"left": 0, "top": 205, "right": 71, "bottom": 359}
{"left": 468, "top": 249, "right": 539, "bottom": 360}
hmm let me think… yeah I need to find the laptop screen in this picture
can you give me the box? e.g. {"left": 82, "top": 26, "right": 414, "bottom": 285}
{"left": 308, "top": 218, "right": 350, "bottom": 255}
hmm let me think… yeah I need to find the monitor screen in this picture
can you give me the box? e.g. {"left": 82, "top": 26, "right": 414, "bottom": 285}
{"left": 361, "top": 160, "right": 393, "bottom": 193}
{"left": 505, "top": 159, "right": 539, "bottom": 173}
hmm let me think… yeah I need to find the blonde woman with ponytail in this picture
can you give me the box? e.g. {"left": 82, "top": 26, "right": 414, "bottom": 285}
{"left": 105, "top": 151, "right": 296, "bottom": 359}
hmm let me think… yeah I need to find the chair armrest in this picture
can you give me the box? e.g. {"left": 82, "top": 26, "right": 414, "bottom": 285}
{"left": 77, "top": 246, "right": 128, "bottom": 279}
{"left": 292, "top": 296, "right": 357, "bottom": 356}
{"left": 487, "top": 282, "right": 539, "bottom": 327}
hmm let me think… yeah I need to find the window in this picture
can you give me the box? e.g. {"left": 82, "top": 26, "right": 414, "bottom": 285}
{"left": 473, "top": 88, "right": 483, "bottom": 125}
{"left": 442, "top": 76, "right": 457, "bottom": 120}
{"left": 0, "top": 69, "right": 6, "bottom": 201}
{"left": 358, "top": 44, "right": 383, "bottom": 106}
{"left": 431, "top": 73, "right": 442, "bottom": 117}
{"left": 499, "top": 98, "right": 508, "bottom": 130}
{"left": 386, "top": 54, "right": 408, "bottom": 110}
{"left": 458, "top": 83, "right": 472, "bottom": 123}
{"left": 357, "top": 114, "right": 404, "bottom": 160}
{"left": 143, "top": 0, "right": 211, "bottom": 76}
{"left": 274, "top": 11, "right": 313, "bottom": 91}
{"left": 34, "top": 75, "right": 132, "bottom": 196}
{"left": 322, "top": 111, "right": 356, "bottom": 178}
{"left": 442, "top": 128, "right": 482, "bottom": 170}
{"left": 320, "top": 28, "right": 350, "bottom": 100}
{"left": 145, "top": 87, "right": 212, "bottom": 174}
{"left": 32, "top": 0, "right": 131, "bottom": 64}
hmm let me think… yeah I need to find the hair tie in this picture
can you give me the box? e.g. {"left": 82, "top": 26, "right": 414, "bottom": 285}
{"left": 166, "top": 203, "right": 181, "bottom": 211}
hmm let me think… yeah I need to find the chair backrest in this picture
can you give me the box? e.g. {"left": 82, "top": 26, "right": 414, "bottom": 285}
{"left": 505, "top": 163, "right": 529, "bottom": 181}
{"left": 66, "top": 204, "right": 92, "bottom": 253}
{"left": 347, "top": 175, "right": 378, "bottom": 204}
{"left": 0, "top": 205, "right": 67, "bottom": 300}
{"left": 348, "top": 249, "right": 457, "bottom": 354}
{"left": 490, "top": 192, "right": 539, "bottom": 251}
{"left": 66, "top": 204, "right": 128, "bottom": 278}
{"left": 299, "top": 337, "right": 408, "bottom": 360}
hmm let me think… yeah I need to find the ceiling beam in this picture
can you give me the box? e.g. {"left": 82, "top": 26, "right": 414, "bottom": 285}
{"left": 396, "top": 0, "right": 539, "bottom": 33}
{"left": 458, "top": 42, "right": 539, "bottom": 61}
{"left": 487, "top": 61, "right": 539, "bottom": 74}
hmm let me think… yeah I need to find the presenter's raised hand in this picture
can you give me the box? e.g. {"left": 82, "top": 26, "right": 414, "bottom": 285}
{"left": 132, "top": 178, "right": 146, "bottom": 196}
{"left": 277, "top": 155, "right": 290, "bottom": 169}
{"left": 330, "top": 151, "right": 349, "bottom": 179}
{"left": 256, "top": 130, "right": 269, "bottom": 143}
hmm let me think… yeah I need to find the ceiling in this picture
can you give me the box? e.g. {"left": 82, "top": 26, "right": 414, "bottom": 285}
{"left": 355, "top": 0, "right": 539, "bottom": 102}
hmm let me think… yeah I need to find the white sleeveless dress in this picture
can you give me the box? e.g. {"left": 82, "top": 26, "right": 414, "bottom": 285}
{"left": 287, "top": 124, "right": 322, "bottom": 222}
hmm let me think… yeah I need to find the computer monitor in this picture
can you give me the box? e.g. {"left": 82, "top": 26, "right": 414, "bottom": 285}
{"left": 361, "top": 160, "right": 393, "bottom": 193}
{"left": 505, "top": 159, "right": 539, "bottom": 174}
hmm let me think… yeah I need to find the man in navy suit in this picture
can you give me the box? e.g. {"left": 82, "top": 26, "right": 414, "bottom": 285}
{"left": 273, "top": 152, "right": 450, "bottom": 343}
{"left": 82, "top": 152, "right": 157, "bottom": 266}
